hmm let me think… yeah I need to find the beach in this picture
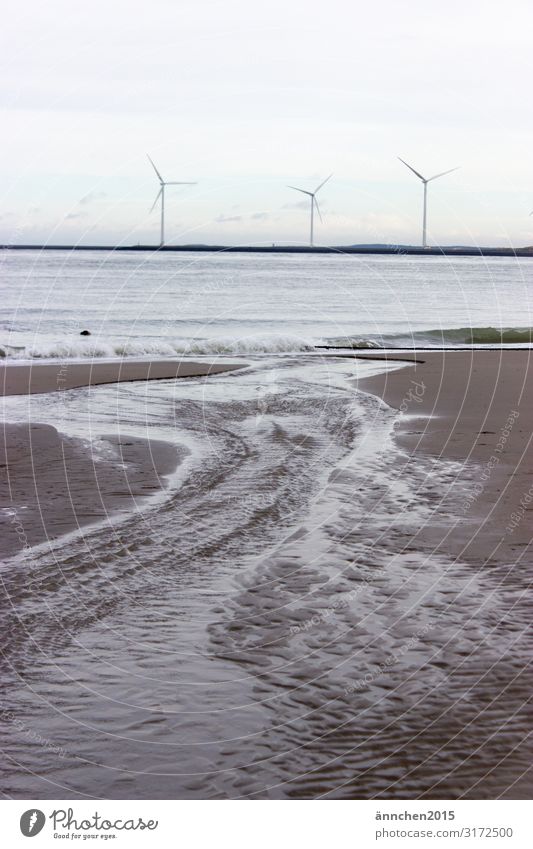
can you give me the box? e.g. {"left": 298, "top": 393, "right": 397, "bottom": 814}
{"left": 357, "top": 350, "right": 533, "bottom": 567}
{"left": 1, "top": 347, "right": 532, "bottom": 798}
{"left": 0, "top": 359, "right": 245, "bottom": 557}
{"left": 4, "top": 348, "right": 531, "bottom": 566}
{"left": 0, "top": 358, "right": 246, "bottom": 395}
{"left": 1, "top": 250, "right": 532, "bottom": 799}
{"left": 3, "top": 0, "right": 533, "bottom": 831}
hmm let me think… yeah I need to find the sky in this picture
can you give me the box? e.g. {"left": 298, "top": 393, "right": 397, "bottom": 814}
{"left": 1, "top": 0, "right": 532, "bottom": 247}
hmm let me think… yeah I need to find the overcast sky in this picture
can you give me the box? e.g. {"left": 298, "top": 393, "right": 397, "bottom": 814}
{"left": 1, "top": 0, "right": 532, "bottom": 246}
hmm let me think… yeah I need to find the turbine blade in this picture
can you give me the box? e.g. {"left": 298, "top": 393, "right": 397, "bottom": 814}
{"left": 314, "top": 173, "right": 333, "bottom": 194}
{"left": 147, "top": 154, "right": 164, "bottom": 183}
{"left": 427, "top": 166, "right": 460, "bottom": 182}
{"left": 314, "top": 196, "right": 323, "bottom": 224}
{"left": 164, "top": 181, "right": 198, "bottom": 185}
{"left": 150, "top": 188, "right": 162, "bottom": 213}
{"left": 398, "top": 157, "right": 426, "bottom": 182}
{"left": 288, "top": 185, "right": 313, "bottom": 196}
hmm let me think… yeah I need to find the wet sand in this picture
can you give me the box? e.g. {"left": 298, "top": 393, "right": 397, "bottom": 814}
{"left": 0, "top": 422, "right": 189, "bottom": 558}
{"left": 2, "top": 351, "right": 532, "bottom": 798}
{"left": 356, "top": 350, "right": 533, "bottom": 568}
{"left": 4, "top": 350, "right": 531, "bottom": 579}
{"left": 1, "top": 358, "right": 246, "bottom": 556}
{"left": 0, "top": 358, "right": 246, "bottom": 396}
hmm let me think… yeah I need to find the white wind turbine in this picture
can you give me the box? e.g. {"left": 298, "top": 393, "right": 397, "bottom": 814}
{"left": 288, "top": 174, "right": 332, "bottom": 247}
{"left": 398, "top": 157, "right": 459, "bottom": 248}
{"left": 147, "top": 155, "right": 197, "bottom": 247}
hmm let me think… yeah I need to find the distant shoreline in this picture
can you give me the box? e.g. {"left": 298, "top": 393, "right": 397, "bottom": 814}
{"left": 2, "top": 243, "right": 533, "bottom": 257}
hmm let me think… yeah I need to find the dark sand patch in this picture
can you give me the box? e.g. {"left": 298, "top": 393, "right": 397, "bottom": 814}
{"left": 0, "top": 358, "right": 246, "bottom": 396}
{"left": 1, "top": 422, "right": 187, "bottom": 557}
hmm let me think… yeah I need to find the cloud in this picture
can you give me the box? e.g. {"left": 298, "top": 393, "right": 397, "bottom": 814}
{"left": 215, "top": 214, "right": 242, "bottom": 223}
{"left": 79, "top": 191, "right": 107, "bottom": 205}
{"left": 250, "top": 212, "right": 269, "bottom": 220}
{"left": 283, "top": 200, "right": 309, "bottom": 210}
{"left": 65, "top": 211, "right": 88, "bottom": 220}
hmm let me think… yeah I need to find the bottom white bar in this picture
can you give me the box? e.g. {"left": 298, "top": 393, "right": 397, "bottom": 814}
{"left": 1, "top": 799, "right": 532, "bottom": 848}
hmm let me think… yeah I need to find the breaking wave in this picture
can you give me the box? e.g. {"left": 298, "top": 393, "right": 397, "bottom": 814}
{"left": 2, "top": 326, "right": 532, "bottom": 361}
{"left": 0, "top": 334, "right": 315, "bottom": 360}
{"left": 325, "top": 326, "right": 533, "bottom": 349}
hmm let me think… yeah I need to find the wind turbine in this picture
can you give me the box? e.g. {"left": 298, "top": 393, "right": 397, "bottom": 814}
{"left": 147, "top": 155, "right": 196, "bottom": 247}
{"left": 288, "top": 174, "right": 332, "bottom": 247}
{"left": 398, "top": 158, "right": 459, "bottom": 248}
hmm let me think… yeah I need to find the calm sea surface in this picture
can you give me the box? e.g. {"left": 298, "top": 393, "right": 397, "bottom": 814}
{"left": 1, "top": 250, "right": 532, "bottom": 356}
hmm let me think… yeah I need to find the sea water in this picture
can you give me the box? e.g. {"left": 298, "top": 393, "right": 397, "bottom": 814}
{"left": 1, "top": 249, "right": 532, "bottom": 357}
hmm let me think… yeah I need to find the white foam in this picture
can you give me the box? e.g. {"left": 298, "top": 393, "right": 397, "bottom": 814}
{"left": 1, "top": 334, "right": 316, "bottom": 360}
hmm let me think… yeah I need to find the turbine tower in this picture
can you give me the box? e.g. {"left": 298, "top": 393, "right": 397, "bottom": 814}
{"left": 398, "top": 158, "right": 458, "bottom": 248}
{"left": 288, "top": 174, "right": 332, "bottom": 247}
{"left": 147, "top": 155, "right": 196, "bottom": 247}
